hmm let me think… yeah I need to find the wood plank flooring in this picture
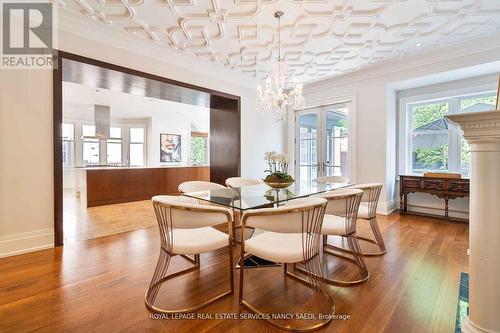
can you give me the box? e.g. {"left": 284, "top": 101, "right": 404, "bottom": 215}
{"left": 63, "top": 192, "right": 155, "bottom": 244}
{"left": 0, "top": 213, "right": 468, "bottom": 332}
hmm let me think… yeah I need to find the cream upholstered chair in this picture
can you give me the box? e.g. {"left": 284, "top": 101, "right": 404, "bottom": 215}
{"left": 351, "top": 183, "right": 385, "bottom": 256}
{"left": 145, "top": 196, "right": 234, "bottom": 314}
{"left": 178, "top": 181, "right": 225, "bottom": 193}
{"left": 225, "top": 177, "right": 263, "bottom": 188}
{"left": 239, "top": 198, "right": 333, "bottom": 331}
{"left": 225, "top": 177, "right": 263, "bottom": 243}
{"left": 178, "top": 180, "right": 239, "bottom": 244}
{"left": 296, "top": 188, "right": 368, "bottom": 286}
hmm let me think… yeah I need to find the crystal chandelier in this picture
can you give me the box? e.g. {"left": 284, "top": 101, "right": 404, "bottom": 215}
{"left": 257, "top": 11, "right": 305, "bottom": 122}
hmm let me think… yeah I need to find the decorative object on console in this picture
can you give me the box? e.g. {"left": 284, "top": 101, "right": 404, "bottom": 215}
{"left": 256, "top": 11, "right": 304, "bottom": 122}
{"left": 160, "top": 133, "right": 181, "bottom": 163}
{"left": 263, "top": 151, "right": 294, "bottom": 189}
{"left": 423, "top": 172, "right": 461, "bottom": 179}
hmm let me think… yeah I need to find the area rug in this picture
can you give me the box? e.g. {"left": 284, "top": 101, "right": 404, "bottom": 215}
{"left": 455, "top": 272, "right": 469, "bottom": 333}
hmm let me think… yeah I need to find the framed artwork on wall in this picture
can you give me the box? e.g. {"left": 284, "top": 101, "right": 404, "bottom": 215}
{"left": 160, "top": 133, "right": 181, "bottom": 163}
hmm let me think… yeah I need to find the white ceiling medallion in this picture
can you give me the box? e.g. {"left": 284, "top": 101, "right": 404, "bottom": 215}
{"left": 257, "top": 11, "right": 304, "bottom": 122}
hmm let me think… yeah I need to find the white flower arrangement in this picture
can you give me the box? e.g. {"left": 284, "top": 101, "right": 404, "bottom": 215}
{"left": 264, "top": 151, "right": 290, "bottom": 174}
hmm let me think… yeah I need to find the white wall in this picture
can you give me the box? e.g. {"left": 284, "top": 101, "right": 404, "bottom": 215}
{"left": 303, "top": 33, "right": 500, "bottom": 215}
{"left": 0, "top": 22, "right": 285, "bottom": 257}
{"left": 146, "top": 107, "right": 207, "bottom": 167}
{"left": 0, "top": 69, "right": 55, "bottom": 257}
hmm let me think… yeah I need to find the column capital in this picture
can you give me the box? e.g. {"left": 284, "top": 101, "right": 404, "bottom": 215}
{"left": 447, "top": 110, "right": 500, "bottom": 147}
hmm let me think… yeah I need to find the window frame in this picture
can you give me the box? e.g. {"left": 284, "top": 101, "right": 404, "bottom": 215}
{"left": 398, "top": 87, "right": 497, "bottom": 176}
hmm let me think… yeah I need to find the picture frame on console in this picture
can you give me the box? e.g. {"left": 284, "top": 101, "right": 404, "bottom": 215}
{"left": 160, "top": 133, "right": 181, "bottom": 163}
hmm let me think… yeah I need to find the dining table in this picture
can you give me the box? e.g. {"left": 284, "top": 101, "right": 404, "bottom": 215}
{"left": 182, "top": 180, "right": 350, "bottom": 267}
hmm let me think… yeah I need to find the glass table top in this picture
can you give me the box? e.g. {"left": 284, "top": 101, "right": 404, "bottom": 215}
{"left": 182, "top": 181, "right": 350, "bottom": 211}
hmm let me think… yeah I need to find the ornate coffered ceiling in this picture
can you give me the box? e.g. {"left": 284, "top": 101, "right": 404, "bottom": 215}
{"left": 59, "top": 0, "right": 500, "bottom": 82}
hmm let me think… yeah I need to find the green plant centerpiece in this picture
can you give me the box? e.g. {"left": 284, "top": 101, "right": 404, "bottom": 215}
{"left": 263, "top": 151, "right": 294, "bottom": 189}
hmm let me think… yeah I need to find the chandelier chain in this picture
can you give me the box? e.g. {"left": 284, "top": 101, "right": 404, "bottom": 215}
{"left": 256, "top": 10, "right": 305, "bottom": 122}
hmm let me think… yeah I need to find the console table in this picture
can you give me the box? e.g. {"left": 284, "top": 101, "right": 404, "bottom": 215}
{"left": 399, "top": 175, "right": 469, "bottom": 221}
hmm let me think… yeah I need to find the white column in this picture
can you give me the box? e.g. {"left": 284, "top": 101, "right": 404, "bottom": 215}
{"left": 447, "top": 111, "right": 500, "bottom": 333}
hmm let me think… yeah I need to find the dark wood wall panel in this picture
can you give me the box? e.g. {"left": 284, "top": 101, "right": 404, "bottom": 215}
{"left": 210, "top": 97, "right": 241, "bottom": 184}
{"left": 86, "top": 167, "right": 210, "bottom": 207}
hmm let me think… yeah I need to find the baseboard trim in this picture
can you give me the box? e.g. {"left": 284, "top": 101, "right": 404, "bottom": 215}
{"left": 377, "top": 200, "right": 397, "bottom": 216}
{"left": 0, "top": 229, "right": 54, "bottom": 258}
{"left": 404, "top": 203, "right": 469, "bottom": 220}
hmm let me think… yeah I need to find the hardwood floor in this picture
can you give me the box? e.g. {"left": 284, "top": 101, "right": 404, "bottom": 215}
{"left": 0, "top": 213, "right": 468, "bottom": 332}
{"left": 63, "top": 191, "right": 155, "bottom": 244}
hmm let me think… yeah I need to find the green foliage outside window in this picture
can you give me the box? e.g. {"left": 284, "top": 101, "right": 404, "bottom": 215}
{"left": 411, "top": 102, "right": 448, "bottom": 170}
{"left": 190, "top": 136, "right": 207, "bottom": 165}
{"left": 460, "top": 96, "right": 496, "bottom": 110}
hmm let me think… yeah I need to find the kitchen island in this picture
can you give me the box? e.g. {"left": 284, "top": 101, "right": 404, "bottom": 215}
{"left": 85, "top": 166, "right": 209, "bottom": 207}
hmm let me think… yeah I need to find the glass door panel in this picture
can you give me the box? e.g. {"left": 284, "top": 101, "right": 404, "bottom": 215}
{"left": 295, "top": 102, "right": 350, "bottom": 184}
{"left": 325, "top": 105, "right": 348, "bottom": 178}
{"left": 297, "top": 112, "right": 318, "bottom": 187}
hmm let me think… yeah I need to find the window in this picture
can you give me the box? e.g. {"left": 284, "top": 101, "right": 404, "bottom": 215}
{"left": 402, "top": 90, "right": 497, "bottom": 176}
{"left": 83, "top": 140, "right": 99, "bottom": 165}
{"left": 62, "top": 123, "right": 74, "bottom": 167}
{"left": 129, "top": 127, "right": 145, "bottom": 166}
{"left": 190, "top": 132, "right": 208, "bottom": 166}
{"left": 410, "top": 101, "right": 449, "bottom": 173}
{"left": 107, "top": 127, "right": 122, "bottom": 165}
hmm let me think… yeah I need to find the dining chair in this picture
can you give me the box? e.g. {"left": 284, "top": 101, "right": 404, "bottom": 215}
{"left": 179, "top": 180, "right": 239, "bottom": 245}
{"left": 239, "top": 198, "right": 333, "bottom": 331}
{"left": 225, "top": 177, "right": 263, "bottom": 188}
{"left": 145, "top": 195, "right": 234, "bottom": 314}
{"left": 295, "top": 188, "right": 368, "bottom": 286}
{"left": 178, "top": 180, "right": 226, "bottom": 193}
{"left": 352, "top": 183, "right": 385, "bottom": 256}
{"left": 315, "top": 175, "right": 350, "bottom": 184}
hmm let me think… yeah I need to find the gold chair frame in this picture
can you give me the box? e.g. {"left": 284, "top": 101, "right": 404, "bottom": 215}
{"left": 239, "top": 202, "right": 334, "bottom": 332}
{"left": 295, "top": 191, "right": 369, "bottom": 286}
{"left": 329, "top": 184, "right": 386, "bottom": 256}
{"left": 145, "top": 201, "right": 234, "bottom": 314}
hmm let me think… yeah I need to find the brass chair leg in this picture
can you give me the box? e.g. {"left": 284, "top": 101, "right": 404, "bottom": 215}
{"left": 145, "top": 248, "right": 233, "bottom": 314}
{"left": 295, "top": 235, "right": 369, "bottom": 286}
{"left": 356, "top": 217, "right": 386, "bottom": 256}
{"left": 239, "top": 255, "right": 334, "bottom": 332}
{"left": 328, "top": 217, "right": 386, "bottom": 257}
{"left": 180, "top": 254, "right": 200, "bottom": 266}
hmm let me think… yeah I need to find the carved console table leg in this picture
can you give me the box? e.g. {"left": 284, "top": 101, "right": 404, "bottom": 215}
{"left": 444, "top": 197, "right": 449, "bottom": 218}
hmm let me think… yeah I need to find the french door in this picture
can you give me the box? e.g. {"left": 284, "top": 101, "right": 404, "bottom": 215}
{"left": 294, "top": 103, "right": 350, "bottom": 186}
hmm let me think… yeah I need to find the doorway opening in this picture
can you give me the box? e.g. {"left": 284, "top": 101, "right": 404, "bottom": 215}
{"left": 53, "top": 52, "right": 240, "bottom": 246}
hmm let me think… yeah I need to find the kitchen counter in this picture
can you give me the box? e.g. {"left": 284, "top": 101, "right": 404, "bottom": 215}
{"left": 85, "top": 166, "right": 210, "bottom": 207}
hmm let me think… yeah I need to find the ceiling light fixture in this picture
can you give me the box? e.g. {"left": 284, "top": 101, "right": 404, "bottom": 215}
{"left": 257, "top": 11, "right": 304, "bottom": 122}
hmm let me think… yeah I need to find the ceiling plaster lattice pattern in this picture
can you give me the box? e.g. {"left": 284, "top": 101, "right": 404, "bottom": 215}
{"left": 61, "top": 0, "right": 500, "bottom": 82}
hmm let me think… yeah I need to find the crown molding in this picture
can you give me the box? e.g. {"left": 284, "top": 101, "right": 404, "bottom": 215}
{"left": 305, "top": 32, "right": 500, "bottom": 93}
{"left": 57, "top": 7, "right": 259, "bottom": 91}
{"left": 447, "top": 110, "right": 500, "bottom": 147}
